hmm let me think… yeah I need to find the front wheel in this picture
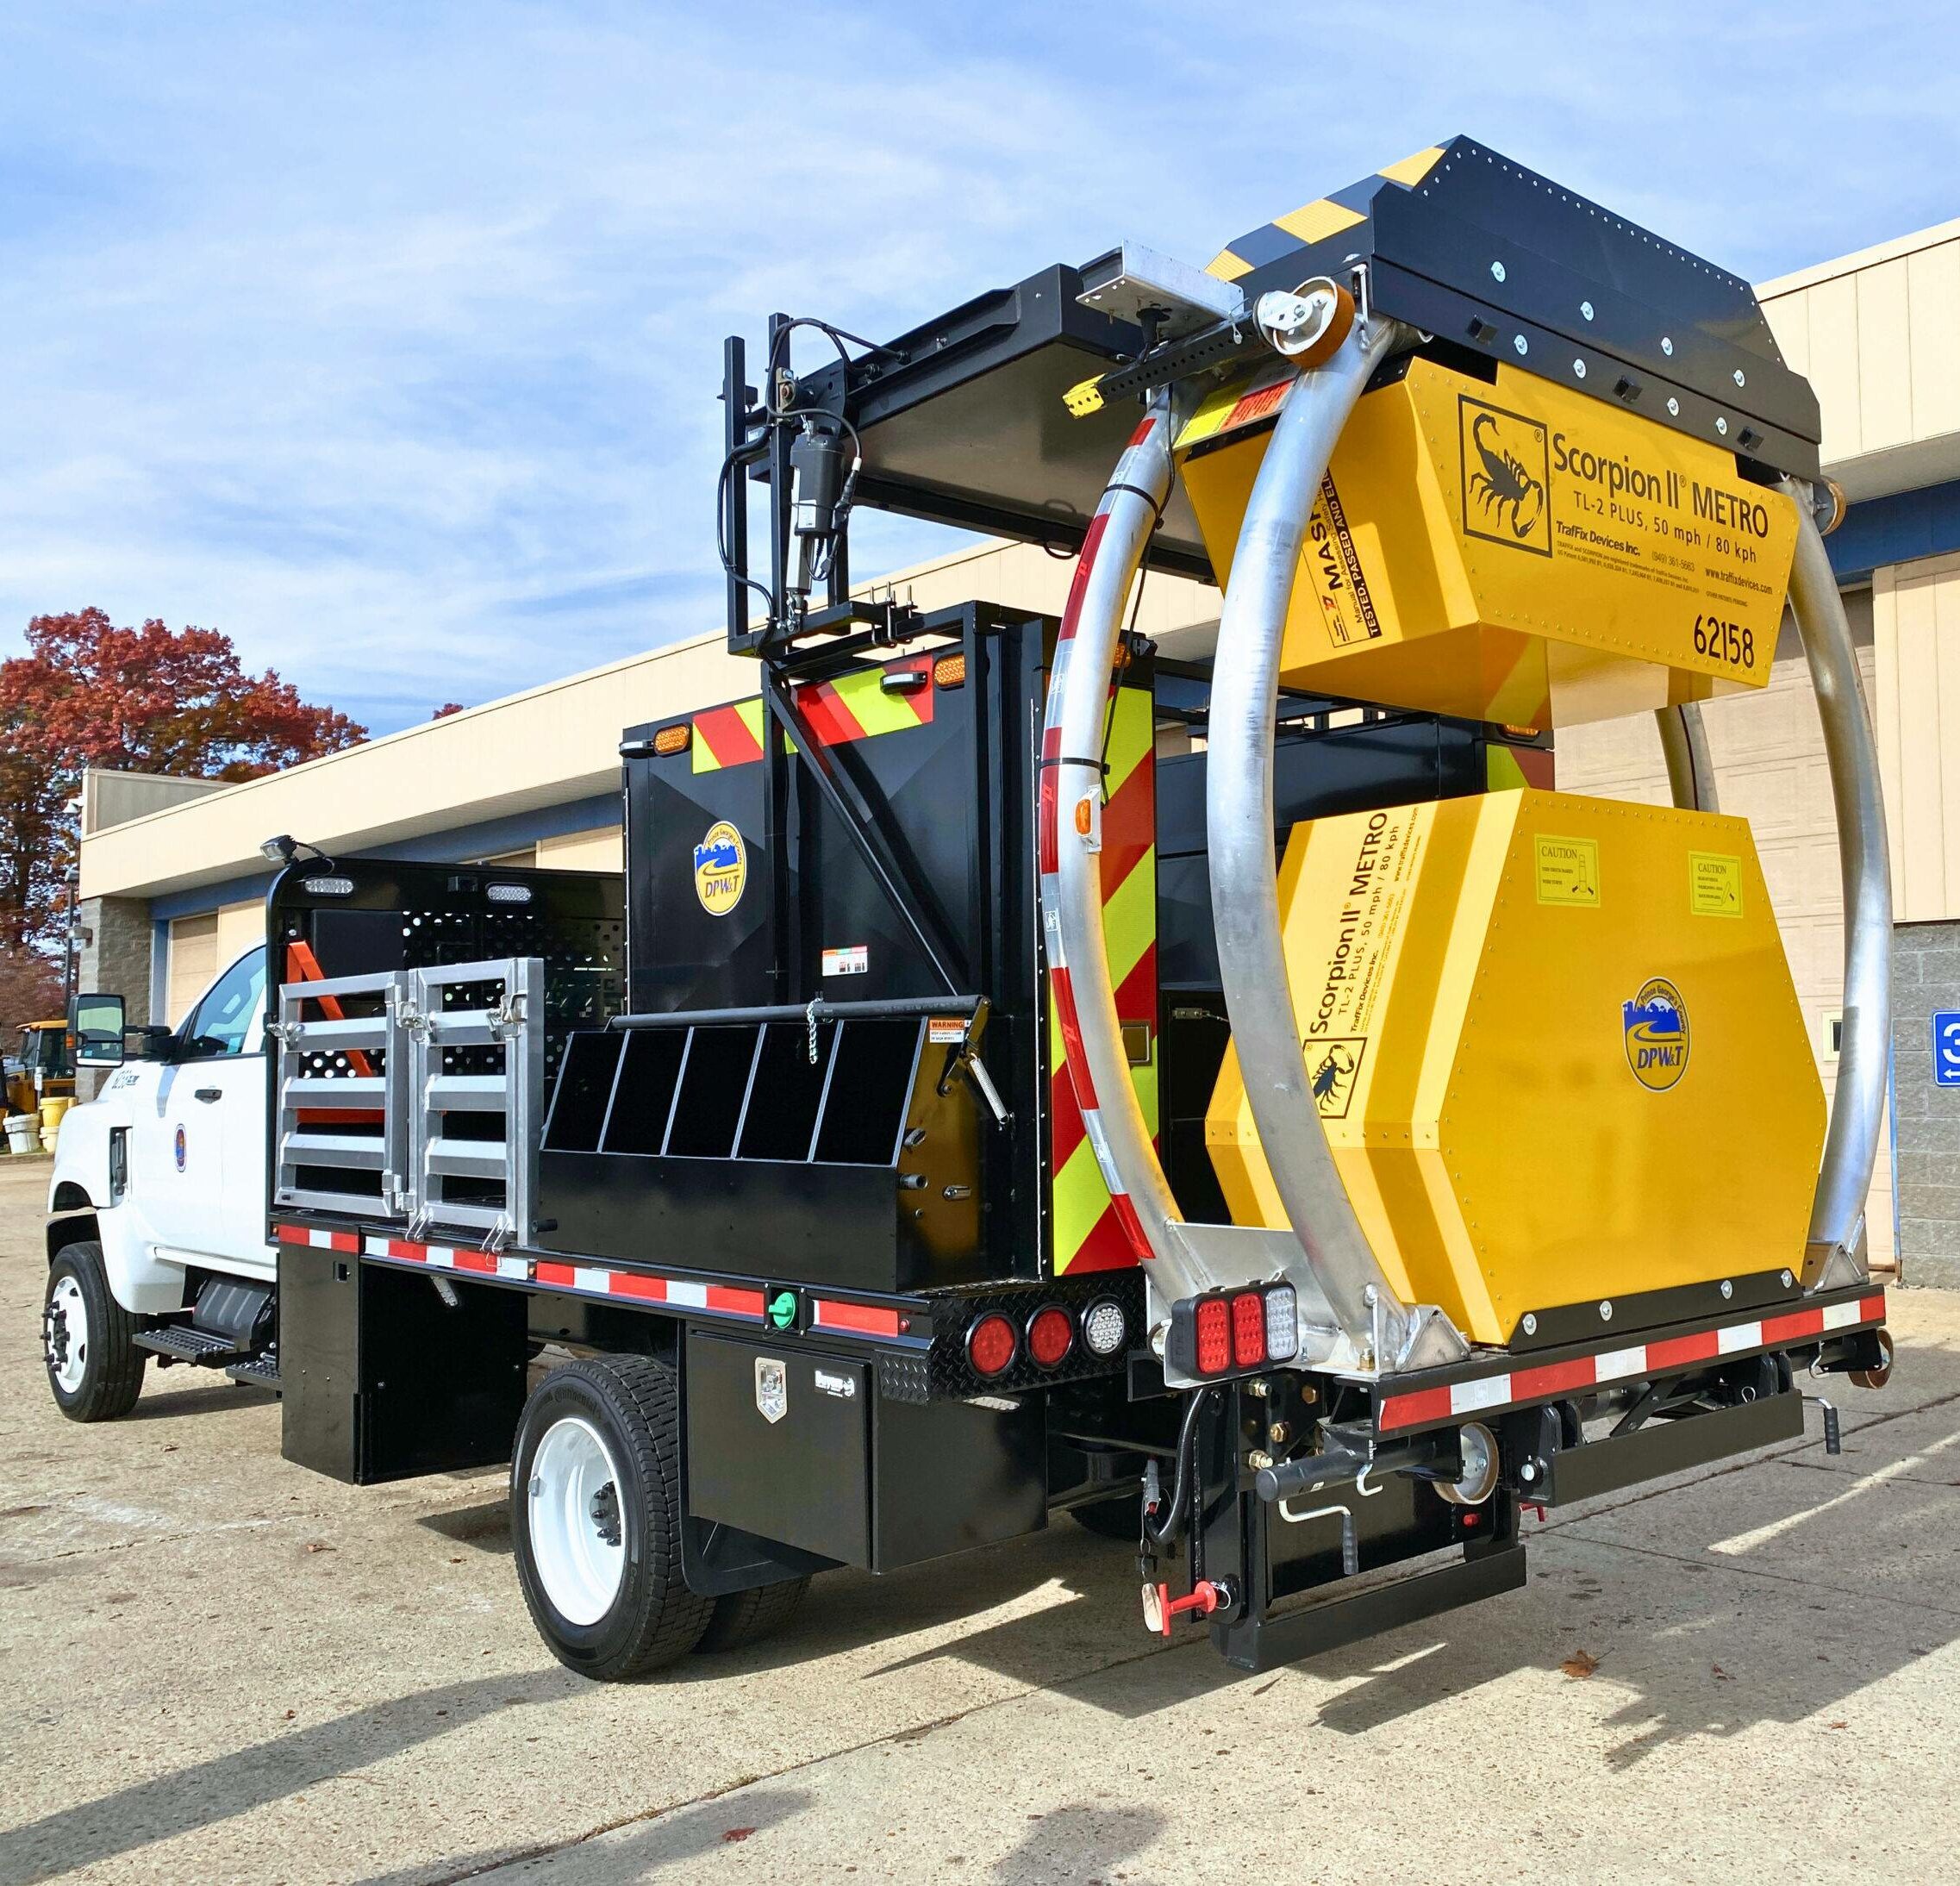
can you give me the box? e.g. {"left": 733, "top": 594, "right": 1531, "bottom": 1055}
{"left": 43, "top": 1241, "right": 146, "bottom": 1422}
{"left": 510, "top": 1354, "right": 713, "bottom": 1680}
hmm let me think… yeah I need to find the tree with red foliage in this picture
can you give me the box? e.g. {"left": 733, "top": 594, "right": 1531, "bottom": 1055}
{"left": 0, "top": 938, "right": 62, "bottom": 1031}
{"left": 0, "top": 609, "right": 365, "bottom": 945}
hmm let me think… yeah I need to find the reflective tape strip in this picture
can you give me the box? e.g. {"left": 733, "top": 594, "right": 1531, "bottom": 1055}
{"left": 812, "top": 1299, "right": 906, "bottom": 1339}
{"left": 1046, "top": 684, "right": 1158, "bottom": 1277}
{"left": 275, "top": 1224, "right": 359, "bottom": 1253}
{"left": 1376, "top": 1292, "right": 1888, "bottom": 1434}
{"left": 690, "top": 659, "right": 932, "bottom": 771}
{"left": 692, "top": 699, "right": 767, "bottom": 772}
{"left": 276, "top": 1226, "right": 768, "bottom": 1324}
{"left": 1203, "top": 149, "right": 1440, "bottom": 283}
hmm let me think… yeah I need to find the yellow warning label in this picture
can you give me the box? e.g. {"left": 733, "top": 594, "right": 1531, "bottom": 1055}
{"left": 1688, "top": 851, "right": 1744, "bottom": 918}
{"left": 1534, "top": 834, "right": 1601, "bottom": 907}
{"left": 1307, "top": 473, "right": 1383, "bottom": 648}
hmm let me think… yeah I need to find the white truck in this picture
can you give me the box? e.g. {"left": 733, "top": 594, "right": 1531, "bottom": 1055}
{"left": 41, "top": 943, "right": 276, "bottom": 1419}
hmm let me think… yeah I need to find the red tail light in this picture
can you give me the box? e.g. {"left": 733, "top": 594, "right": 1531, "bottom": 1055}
{"left": 967, "top": 1313, "right": 1017, "bottom": 1377}
{"left": 1230, "top": 1291, "right": 1266, "bottom": 1369}
{"left": 1195, "top": 1297, "right": 1231, "bottom": 1375}
{"left": 1027, "top": 1305, "right": 1075, "bottom": 1369}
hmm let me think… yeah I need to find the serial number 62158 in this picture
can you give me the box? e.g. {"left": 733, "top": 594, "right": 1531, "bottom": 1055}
{"left": 1693, "top": 614, "right": 1755, "bottom": 669}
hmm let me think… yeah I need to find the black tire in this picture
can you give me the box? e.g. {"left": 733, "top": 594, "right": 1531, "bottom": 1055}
{"left": 694, "top": 1575, "right": 811, "bottom": 1654}
{"left": 42, "top": 1241, "right": 145, "bottom": 1422}
{"left": 1070, "top": 1490, "right": 1143, "bottom": 1541}
{"left": 510, "top": 1354, "right": 713, "bottom": 1681}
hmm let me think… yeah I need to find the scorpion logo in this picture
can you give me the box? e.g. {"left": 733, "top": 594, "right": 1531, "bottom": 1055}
{"left": 1308, "top": 1040, "right": 1364, "bottom": 1119}
{"left": 1460, "top": 401, "right": 1551, "bottom": 553}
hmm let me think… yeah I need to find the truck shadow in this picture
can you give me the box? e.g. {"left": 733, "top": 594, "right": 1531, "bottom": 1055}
{"left": 0, "top": 1670, "right": 576, "bottom": 1884}
{"left": 125, "top": 1379, "right": 278, "bottom": 1422}
{"left": 696, "top": 1342, "right": 1960, "bottom": 1748}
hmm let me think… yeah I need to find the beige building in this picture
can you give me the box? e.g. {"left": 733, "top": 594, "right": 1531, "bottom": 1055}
{"left": 78, "top": 220, "right": 1960, "bottom": 1282}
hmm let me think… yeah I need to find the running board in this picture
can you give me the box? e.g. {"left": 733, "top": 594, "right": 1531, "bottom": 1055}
{"left": 226, "top": 1350, "right": 282, "bottom": 1389}
{"left": 136, "top": 1324, "right": 248, "bottom": 1362}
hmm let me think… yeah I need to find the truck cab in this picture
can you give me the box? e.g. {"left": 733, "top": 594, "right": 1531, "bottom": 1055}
{"left": 42, "top": 945, "right": 275, "bottom": 1418}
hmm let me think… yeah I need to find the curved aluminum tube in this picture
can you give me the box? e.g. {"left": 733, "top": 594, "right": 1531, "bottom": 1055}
{"left": 1782, "top": 483, "right": 1891, "bottom": 1276}
{"left": 1656, "top": 703, "right": 1720, "bottom": 813}
{"left": 1038, "top": 391, "right": 1188, "bottom": 1274}
{"left": 1205, "top": 316, "right": 1449, "bottom": 1366}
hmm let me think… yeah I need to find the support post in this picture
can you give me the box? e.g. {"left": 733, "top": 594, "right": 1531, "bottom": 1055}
{"left": 1204, "top": 312, "right": 1464, "bottom": 1371}
{"left": 1782, "top": 484, "right": 1891, "bottom": 1283}
{"left": 1656, "top": 703, "right": 1720, "bottom": 814}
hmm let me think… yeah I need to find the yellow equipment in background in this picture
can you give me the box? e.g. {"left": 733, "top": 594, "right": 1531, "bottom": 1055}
{"left": 1207, "top": 788, "right": 1824, "bottom": 1343}
{"left": 7, "top": 1020, "right": 73, "bottom": 1119}
{"left": 1177, "top": 357, "right": 1800, "bottom": 730}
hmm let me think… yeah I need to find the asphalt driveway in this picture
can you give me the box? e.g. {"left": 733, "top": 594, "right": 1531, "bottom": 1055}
{"left": 3, "top": 1157, "right": 1957, "bottom": 1883}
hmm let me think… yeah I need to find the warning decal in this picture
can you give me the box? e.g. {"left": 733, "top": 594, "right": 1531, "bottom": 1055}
{"left": 1460, "top": 397, "right": 1552, "bottom": 558}
{"left": 1689, "top": 851, "right": 1744, "bottom": 918}
{"left": 1308, "top": 473, "right": 1383, "bottom": 646}
{"left": 1534, "top": 834, "right": 1601, "bottom": 908}
{"left": 1307, "top": 1038, "right": 1367, "bottom": 1120}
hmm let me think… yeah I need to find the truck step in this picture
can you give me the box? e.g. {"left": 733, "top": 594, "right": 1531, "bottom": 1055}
{"left": 135, "top": 1324, "right": 249, "bottom": 1363}
{"left": 225, "top": 1350, "right": 281, "bottom": 1389}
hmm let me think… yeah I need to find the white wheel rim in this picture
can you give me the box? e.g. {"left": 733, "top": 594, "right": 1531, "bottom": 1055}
{"left": 527, "top": 1415, "right": 627, "bottom": 1626}
{"left": 47, "top": 1275, "right": 90, "bottom": 1393}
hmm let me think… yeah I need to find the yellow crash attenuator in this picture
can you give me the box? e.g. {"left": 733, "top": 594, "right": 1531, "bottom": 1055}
{"left": 1177, "top": 357, "right": 1799, "bottom": 730}
{"left": 1206, "top": 789, "right": 1823, "bottom": 1343}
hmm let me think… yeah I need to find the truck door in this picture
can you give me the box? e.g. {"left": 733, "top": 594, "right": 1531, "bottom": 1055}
{"left": 130, "top": 946, "right": 272, "bottom": 1278}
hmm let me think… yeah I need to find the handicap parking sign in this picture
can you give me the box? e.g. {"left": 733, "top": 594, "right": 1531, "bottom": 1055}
{"left": 1937, "top": 1012, "right": 1960, "bottom": 1087}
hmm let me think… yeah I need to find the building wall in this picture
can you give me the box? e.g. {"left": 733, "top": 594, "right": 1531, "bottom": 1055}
{"left": 536, "top": 825, "right": 625, "bottom": 872}
{"left": 77, "top": 538, "right": 1223, "bottom": 909}
{"left": 165, "top": 897, "right": 263, "bottom": 1025}
{"left": 1760, "top": 219, "right": 1960, "bottom": 499}
{"left": 1892, "top": 921, "right": 1960, "bottom": 1287}
{"left": 1873, "top": 550, "right": 1960, "bottom": 920}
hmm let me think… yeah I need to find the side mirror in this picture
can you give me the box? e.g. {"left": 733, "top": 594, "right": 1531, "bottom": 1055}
{"left": 69, "top": 993, "right": 126, "bottom": 1068}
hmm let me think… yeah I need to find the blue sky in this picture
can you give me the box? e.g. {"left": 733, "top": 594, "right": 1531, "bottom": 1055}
{"left": 3, "top": 3, "right": 1957, "bottom": 735}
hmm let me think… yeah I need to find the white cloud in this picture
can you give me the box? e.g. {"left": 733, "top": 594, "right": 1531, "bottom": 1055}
{"left": 2, "top": 1, "right": 1956, "bottom": 730}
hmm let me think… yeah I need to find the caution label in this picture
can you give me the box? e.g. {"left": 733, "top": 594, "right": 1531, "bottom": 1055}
{"left": 1308, "top": 473, "right": 1383, "bottom": 647}
{"left": 1535, "top": 834, "right": 1601, "bottom": 908}
{"left": 1688, "top": 851, "right": 1744, "bottom": 918}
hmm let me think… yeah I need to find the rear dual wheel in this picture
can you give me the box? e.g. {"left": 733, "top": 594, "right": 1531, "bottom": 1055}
{"left": 510, "top": 1353, "right": 808, "bottom": 1680}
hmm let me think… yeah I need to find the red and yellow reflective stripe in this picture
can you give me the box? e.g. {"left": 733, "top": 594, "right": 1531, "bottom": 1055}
{"left": 692, "top": 698, "right": 768, "bottom": 771}
{"left": 1049, "top": 683, "right": 1158, "bottom": 1276}
{"left": 690, "top": 658, "right": 933, "bottom": 772}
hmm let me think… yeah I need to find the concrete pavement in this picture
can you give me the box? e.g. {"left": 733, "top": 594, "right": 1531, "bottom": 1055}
{"left": 3, "top": 1157, "right": 1957, "bottom": 1883}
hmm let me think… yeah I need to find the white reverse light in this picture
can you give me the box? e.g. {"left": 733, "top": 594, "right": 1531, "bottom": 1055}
{"left": 1083, "top": 1298, "right": 1127, "bottom": 1358}
{"left": 1264, "top": 1283, "right": 1299, "bottom": 1363}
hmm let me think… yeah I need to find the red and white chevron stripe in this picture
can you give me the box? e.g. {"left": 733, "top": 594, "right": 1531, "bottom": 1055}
{"left": 1376, "top": 1291, "right": 1887, "bottom": 1434}
{"left": 1038, "top": 411, "right": 1163, "bottom": 1268}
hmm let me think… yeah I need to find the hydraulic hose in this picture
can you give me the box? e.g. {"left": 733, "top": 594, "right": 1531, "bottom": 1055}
{"left": 1142, "top": 1388, "right": 1209, "bottom": 1552}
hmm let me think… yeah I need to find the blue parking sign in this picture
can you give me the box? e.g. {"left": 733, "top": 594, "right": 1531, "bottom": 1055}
{"left": 1937, "top": 1012, "right": 1960, "bottom": 1086}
